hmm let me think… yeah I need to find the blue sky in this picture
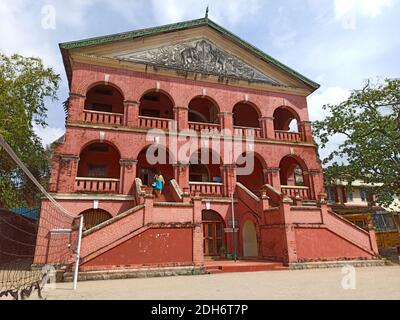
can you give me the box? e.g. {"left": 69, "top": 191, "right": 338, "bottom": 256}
{"left": 1, "top": 0, "right": 399, "bottom": 159}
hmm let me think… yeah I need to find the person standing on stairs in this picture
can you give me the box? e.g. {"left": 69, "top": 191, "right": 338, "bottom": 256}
{"left": 153, "top": 171, "right": 165, "bottom": 198}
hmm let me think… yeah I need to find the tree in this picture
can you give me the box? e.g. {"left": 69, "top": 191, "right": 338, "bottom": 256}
{"left": 313, "top": 79, "right": 400, "bottom": 208}
{"left": 0, "top": 53, "right": 61, "bottom": 208}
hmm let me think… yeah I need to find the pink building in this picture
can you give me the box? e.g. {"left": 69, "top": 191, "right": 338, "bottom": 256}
{"left": 35, "top": 17, "right": 379, "bottom": 274}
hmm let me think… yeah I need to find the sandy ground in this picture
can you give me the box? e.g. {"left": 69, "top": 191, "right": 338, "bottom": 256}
{"left": 24, "top": 266, "right": 400, "bottom": 300}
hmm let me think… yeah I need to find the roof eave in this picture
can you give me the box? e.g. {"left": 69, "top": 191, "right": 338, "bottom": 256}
{"left": 59, "top": 17, "right": 320, "bottom": 92}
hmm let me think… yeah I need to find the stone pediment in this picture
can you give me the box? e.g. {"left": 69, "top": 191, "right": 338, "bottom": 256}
{"left": 113, "top": 39, "right": 281, "bottom": 85}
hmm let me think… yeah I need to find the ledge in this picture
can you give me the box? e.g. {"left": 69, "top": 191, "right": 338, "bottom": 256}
{"left": 48, "top": 193, "right": 135, "bottom": 201}
{"left": 66, "top": 122, "right": 317, "bottom": 148}
{"left": 289, "top": 259, "right": 385, "bottom": 270}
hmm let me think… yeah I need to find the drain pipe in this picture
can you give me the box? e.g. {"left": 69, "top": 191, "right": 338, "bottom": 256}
{"left": 231, "top": 192, "right": 237, "bottom": 262}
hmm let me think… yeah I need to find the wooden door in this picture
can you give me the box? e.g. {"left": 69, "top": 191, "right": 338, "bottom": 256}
{"left": 203, "top": 221, "right": 223, "bottom": 256}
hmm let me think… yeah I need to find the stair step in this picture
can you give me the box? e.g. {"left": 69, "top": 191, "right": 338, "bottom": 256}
{"left": 204, "top": 262, "right": 287, "bottom": 274}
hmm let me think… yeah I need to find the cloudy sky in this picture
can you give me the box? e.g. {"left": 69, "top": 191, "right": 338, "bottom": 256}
{"left": 1, "top": 0, "right": 399, "bottom": 158}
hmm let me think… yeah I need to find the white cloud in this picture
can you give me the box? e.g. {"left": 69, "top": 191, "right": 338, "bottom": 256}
{"left": 308, "top": 86, "right": 351, "bottom": 163}
{"left": 334, "top": 0, "right": 393, "bottom": 29}
{"left": 308, "top": 86, "right": 351, "bottom": 121}
{"left": 34, "top": 125, "right": 65, "bottom": 147}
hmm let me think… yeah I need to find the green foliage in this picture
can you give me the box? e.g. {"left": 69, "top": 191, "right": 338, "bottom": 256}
{"left": 0, "top": 53, "right": 60, "bottom": 208}
{"left": 313, "top": 79, "right": 400, "bottom": 207}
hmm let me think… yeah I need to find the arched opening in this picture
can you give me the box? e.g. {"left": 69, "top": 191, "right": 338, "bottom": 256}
{"left": 202, "top": 210, "right": 225, "bottom": 256}
{"left": 136, "top": 145, "right": 174, "bottom": 187}
{"left": 136, "top": 145, "right": 175, "bottom": 201}
{"left": 79, "top": 209, "right": 112, "bottom": 231}
{"left": 243, "top": 220, "right": 258, "bottom": 257}
{"left": 189, "top": 149, "right": 222, "bottom": 183}
{"left": 273, "top": 106, "right": 300, "bottom": 132}
{"left": 188, "top": 97, "right": 220, "bottom": 124}
{"left": 139, "top": 91, "right": 174, "bottom": 119}
{"left": 77, "top": 142, "right": 120, "bottom": 179}
{"left": 236, "top": 152, "right": 265, "bottom": 196}
{"left": 233, "top": 102, "right": 260, "bottom": 128}
{"left": 84, "top": 84, "right": 124, "bottom": 114}
{"left": 279, "top": 156, "right": 307, "bottom": 187}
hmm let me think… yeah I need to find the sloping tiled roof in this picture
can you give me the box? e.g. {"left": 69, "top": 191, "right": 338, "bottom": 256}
{"left": 59, "top": 17, "right": 320, "bottom": 90}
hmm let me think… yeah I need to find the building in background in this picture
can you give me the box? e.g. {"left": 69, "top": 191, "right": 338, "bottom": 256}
{"left": 326, "top": 180, "right": 400, "bottom": 253}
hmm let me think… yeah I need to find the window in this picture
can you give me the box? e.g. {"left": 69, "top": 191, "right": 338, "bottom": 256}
{"left": 143, "top": 94, "right": 160, "bottom": 101}
{"left": 88, "top": 144, "right": 109, "bottom": 152}
{"left": 347, "top": 189, "right": 354, "bottom": 202}
{"left": 94, "top": 88, "right": 113, "bottom": 96}
{"left": 141, "top": 109, "right": 161, "bottom": 118}
{"left": 91, "top": 103, "right": 113, "bottom": 113}
{"left": 326, "top": 187, "right": 337, "bottom": 202}
{"left": 88, "top": 165, "right": 107, "bottom": 178}
{"left": 354, "top": 220, "right": 367, "bottom": 229}
{"left": 294, "top": 166, "right": 304, "bottom": 186}
{"left": 360, "top": 189, "right": 368, "bottom": 202}
{"left": 373, "top": 212, "right": 397, "bottom": 232}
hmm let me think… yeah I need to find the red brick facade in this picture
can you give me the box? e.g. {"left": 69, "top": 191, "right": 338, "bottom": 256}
{"left": 34, "top": 21, "right": 379, "bottom": 270}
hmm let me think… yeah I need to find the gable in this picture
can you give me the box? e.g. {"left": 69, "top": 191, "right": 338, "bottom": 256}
{"left": 114, "top": 38, "right": 282, "bottom": 85}
{"left": 60, "top": 18, "right": 319, "bottom": 94}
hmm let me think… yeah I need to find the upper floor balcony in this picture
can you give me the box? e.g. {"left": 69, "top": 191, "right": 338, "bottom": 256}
{"left": 64, "top": 142, "right": 317, "bottom": 204}
{"left": 74, "top": 85, "right": 311, "bottom": 143}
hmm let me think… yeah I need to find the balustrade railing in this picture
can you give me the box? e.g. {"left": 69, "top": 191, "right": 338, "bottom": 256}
{"left": 189, "top": 182, "right": 224, "bottom": 196}
{"left": 83, "top": 110, "right": 123, "bottom": 126}
{"left": 76, "top": 177, "right": 120, "bottom": 193}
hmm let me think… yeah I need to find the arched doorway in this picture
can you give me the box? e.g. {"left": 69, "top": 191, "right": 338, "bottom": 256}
{"left": 236, "top": 152, "right": 266, "bottom": 196}
{"left": 242, "top": 220, "right": 258, "bottom": 257}
{"left": 79, "top": 209, "right": 112, "bottom": 231}
{"left": 202, "top": 210, "right": 225, "bottom": 257}
{"left": 136, "top": 145, "right": 174, "bottom": 187}
{"left": 189, "top": 149, "right": 222, "bottom": 183}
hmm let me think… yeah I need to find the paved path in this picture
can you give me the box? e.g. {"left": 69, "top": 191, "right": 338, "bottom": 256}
{"left": 31, "top": 266, "right": 400, "bottom": 300}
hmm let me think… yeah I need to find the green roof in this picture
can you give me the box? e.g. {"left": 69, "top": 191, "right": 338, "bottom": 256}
{"left": 59, "top": 17, "right": 320, "bottom": 90}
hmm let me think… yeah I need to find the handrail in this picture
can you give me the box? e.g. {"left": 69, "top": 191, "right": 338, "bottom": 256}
{"left": 76, "top": 177, "right": 120, "bottom": 182}
{"left": 236, "top": 182, "right": 260, "bottom": 202}
{"left": 84, "top": 109, "right": 123, "bottom": 116}
{"left": 281, "top": 185, "right": 309, "bottom": 190}
{"left": 188, "top": 121, "right": 220, "bottom": 127}
{"left": 170, "top": 179, "right": 183, "bottom": 200}
{"left": 138, "top": 115, "right": 173, "bottom": 121}
{"left": 274, "top": 130, "right": 301, "bottom": 134}
{"left": 233, "top": 125, "right": 261, "bottom": 130}
{"left": 189, "top": 182, "right": 224, "bottom": 186}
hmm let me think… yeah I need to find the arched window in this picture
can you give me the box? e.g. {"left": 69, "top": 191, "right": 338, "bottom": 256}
{"left": 279, "top": 156, "right": 307, "bottom": 187}
{"left": 85, "top": 85, "right": 124, "bottom": 114}
{"left": 233, "top": 102, "right": 260, "bottom": 128}
{"left": 188, "top": 97, "right": 219, "bottom": 124}
{"left": 77, "top": 143, "right": 120, "bottom": 179}
{"left": 79, "top": 209, "right": 112, "bottom": 230}
{"left": 139, "top": 91, "right": 174, "bottom": 119}
{"left": 189, "top": 149, "right": 222, "bottom": 183}
{"left": 273, "top": 107, "right": 300, "bottom": 132}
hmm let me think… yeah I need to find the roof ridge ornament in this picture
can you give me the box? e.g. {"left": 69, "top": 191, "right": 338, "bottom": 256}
{"left": 205, "top": 5, "right": 209, "bottom": 19}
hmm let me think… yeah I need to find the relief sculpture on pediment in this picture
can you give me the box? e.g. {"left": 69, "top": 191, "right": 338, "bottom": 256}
{"left": 115, "top": 39, "right": 280, "bottom": 85}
